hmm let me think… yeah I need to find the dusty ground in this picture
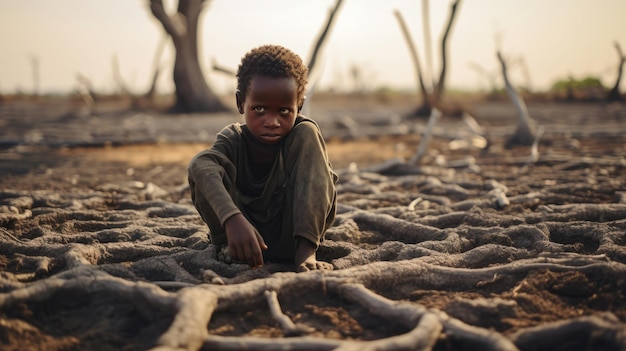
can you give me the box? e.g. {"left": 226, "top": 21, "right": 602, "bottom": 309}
{"left": 1, "top": 93, "right": 626, "bottom": 350}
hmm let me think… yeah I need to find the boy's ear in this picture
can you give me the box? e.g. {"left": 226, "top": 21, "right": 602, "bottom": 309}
{"left": 297, "top": 95, "right": 306, "bottom": 113}
{"left": 235, "top": 90, "right": 244, "bottom": 114}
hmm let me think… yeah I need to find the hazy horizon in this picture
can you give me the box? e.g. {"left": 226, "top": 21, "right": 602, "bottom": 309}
{"left": 1, "top": 0, "right": 625, "bottom": 95}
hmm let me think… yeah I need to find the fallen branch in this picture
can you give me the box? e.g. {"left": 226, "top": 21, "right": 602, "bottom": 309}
{"left": 497, "top": 51, "right": 535, "bottom": 148}
{"left": 409, "top": 108, "right": 442, "bottom": 165}
{"left": 265, "top": 290, "right": 313, "bottom": 336}
{"left": 393, "top": 9, "right": 431, "bottom": 113}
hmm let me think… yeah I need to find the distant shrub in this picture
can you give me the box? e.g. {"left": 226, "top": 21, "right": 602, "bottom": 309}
{"left": 549, "top": 76, "right": 606, "bottom": 100}
{"left": 550, "top": 76, "right": 604, "bottom": 91}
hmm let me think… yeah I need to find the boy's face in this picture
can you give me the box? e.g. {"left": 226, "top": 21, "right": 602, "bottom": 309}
{"left": 236, "top": 75, "right": 299, "bottom": 145}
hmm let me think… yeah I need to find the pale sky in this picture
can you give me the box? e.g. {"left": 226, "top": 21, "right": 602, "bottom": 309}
{"left": 1, "top": 0, "right": 625, "bottom": 95}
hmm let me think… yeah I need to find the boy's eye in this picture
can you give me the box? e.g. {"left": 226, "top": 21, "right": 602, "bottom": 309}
{"left": 253, "top": 106, "right": 265, "bottom": 113}
{"left": 280, "top": 108, "right": 291, "bottom": 115}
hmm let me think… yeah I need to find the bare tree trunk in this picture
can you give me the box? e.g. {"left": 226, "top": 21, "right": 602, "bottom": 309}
{"left": 433, "top": 0, "right": 461, "bottom": 101}
{"left": 301, "top": 0, "right": 344, "bottom": 116}
{"left": 145, "top": 34, "right": 169, "bottom": 100}
{"left": 149, "top": 0, "right": 227, "bottom": 113}
{"left": 395, "top": 0, "right": 462, "bottom": 118}
{"left": 497, "top": 51, "right": 536, "bottom": 148}
{"left": 607, "top": 41, "right": 625, "bottom": 102}
{"left": 306, "top": 0, "right": 344, "bottom": 81}
{"left": 394, "top": 10, "right": 431, "bottom": 116}
{"left": 422, "top": 0, "right": 435, "bottom": 91}
{"left": 409, "top": 108, "right": 441, "bottom": 165}
{"left": 75, "top": 73, "right": 95, "bottom": 116}
{"left": 111, "top": 54, "right": 132, "bottom": 95}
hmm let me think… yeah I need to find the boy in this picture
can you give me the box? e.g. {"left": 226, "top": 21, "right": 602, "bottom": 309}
{"left": 188, "top": 45, "right": 337, "bottom": 272}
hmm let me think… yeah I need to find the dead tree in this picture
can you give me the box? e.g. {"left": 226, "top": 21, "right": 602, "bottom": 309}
{"left": 301, "top": 0, "right": 345, "bottom": 115}
{"left": 606, "top": 41, "right": 625, "bottom": 102}
{"left": 408, "top": 108, "right": 442, "bottom": 165}
{"left": 433, "top": 0, "right": 461, "bottom": 102}
{"left": 497, "top": 51, "right": 536, "bottom": 148}
{"left": 145, "top": 34, "right": 169, "bottom": 100}
{"left": 306, "top": 0, "right": 344, "bottom": 85}
{"left": 395, "top": 0, "right": 462, "bottom": 117}
{"left": 111, "top": 40, "right": 167, "bottom": 108}
{"left": 394, "top": 9, "right": 432, "bottom": 116}
{"left": 149, "top": 0, "right": 227, "bottom": 113}
{"left": 74, "top": 73, "right": 96, "bottom": 116}
{"left": 422, "top": 0, "right": 435, "bottom": 90}
{"left": 111, "top": 54, "right": 132, "bottom": 95}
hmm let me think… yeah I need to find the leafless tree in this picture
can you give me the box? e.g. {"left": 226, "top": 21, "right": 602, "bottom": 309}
{"left": 305, "top": 0, "right": 344, "bottom": 84}
{"left": 149, "top": 0, "right": 227, "bottom": 113}
{"left": 111, "top": 54, "right": 132, "bottom": 95}
{"left": 433, "top": 0, "right": 461, "bottom": 102}
{"left": 301, "top": 0, "right": 345, "bottom": 115}
{"left": 422, "top": 0, "right": 435, "bottom": 90}
{"left": 111, "top": 38, "right": 167, "bottom": 108}
{"left": 606, "top": 41, "right": 625, "bottom": 102}
{"left": 497, "top": 51, "right": 537, "bottom": 148}
{"left": 395, "top": 0, "right": 462, "bottom": 117}
{"left": 394, "top": 9, "right": 432, "bottom": 115}
{"left": 29, "top": 55, "right": 40, "bottom": 97}
{"left": 145, "top": 34, "right": 169, "bottom": 100}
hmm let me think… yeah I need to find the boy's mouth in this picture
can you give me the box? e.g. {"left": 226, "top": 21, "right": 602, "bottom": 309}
{"left": 260, "top": 134, "right": 281, "bottom": 142}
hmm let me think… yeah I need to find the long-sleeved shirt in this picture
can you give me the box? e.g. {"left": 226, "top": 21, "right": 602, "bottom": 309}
{"left": 188, "top": 116, "right": 337, "bottom": 261}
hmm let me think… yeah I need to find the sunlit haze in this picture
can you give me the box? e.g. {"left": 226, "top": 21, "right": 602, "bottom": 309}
{"left": 1, "top": 0, "right": 624, "bottom": 95}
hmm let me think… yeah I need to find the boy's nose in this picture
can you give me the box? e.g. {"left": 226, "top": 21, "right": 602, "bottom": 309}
{"left": 265, "top": 115, "right": 280, "bottom": 127}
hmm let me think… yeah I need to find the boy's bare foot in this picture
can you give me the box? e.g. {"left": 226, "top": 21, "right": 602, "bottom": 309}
{"left": 294, "top": 239, "right": 333, "bottom": 273}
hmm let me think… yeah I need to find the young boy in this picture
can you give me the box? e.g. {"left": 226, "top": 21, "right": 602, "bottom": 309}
{"left": 188, "top": 45, "right": 337, "bottom": 272}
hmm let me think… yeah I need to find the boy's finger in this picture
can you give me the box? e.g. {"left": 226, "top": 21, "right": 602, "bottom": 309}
{"left": 244, "top": 243, "right": 262, "bottom": 267}
{"left": 227, "top": 243, "right": 238, "bottom": 261}
{"left": 256, "top": 232, "right": 268, "bottom": 250}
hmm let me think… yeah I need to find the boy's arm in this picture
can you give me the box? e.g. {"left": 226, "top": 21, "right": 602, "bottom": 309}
{"left": 188, "top": 126, "right": 267, "bottom": 267}
{"left": 188, "top": 148, "right": 242, "bottom": 226}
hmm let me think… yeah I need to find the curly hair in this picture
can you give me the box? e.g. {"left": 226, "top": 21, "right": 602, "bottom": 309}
{"left": 236, "top": 45, "right": 308, "bottom": 108}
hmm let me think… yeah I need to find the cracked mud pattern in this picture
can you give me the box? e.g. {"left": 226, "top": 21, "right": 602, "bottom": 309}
{"left": 1, "top": 99, "right": 625, "bottom": 350}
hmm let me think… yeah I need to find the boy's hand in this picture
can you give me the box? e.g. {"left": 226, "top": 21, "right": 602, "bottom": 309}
{"left": 224, "top": 214, "right": 268, "bottom": 268}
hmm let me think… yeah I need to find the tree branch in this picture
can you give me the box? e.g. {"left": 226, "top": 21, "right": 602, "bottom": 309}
{"left": 434, "top": 0, "right": 462, "bottom": 100}
{"left": 265, "top": 290, "right": 314, "bottom": 336}
{"left": 149, "top": 0, "right": 186, "bottom": 39}
{"left": 409, "top": 108, "right": 441, "bottom": 165}
{"left": 394, "top": 9, "right": 430, "bottom": 109}
{"left": 307, "top": 0, "right": 344, "bottom": 78}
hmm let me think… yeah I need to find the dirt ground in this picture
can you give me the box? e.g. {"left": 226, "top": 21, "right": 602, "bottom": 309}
{"left": 1, "top": 93, "right": 625, "bottom": 350}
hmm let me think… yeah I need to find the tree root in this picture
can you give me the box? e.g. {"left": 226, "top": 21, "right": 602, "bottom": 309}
{"left": 510, "top": 313, "right": 626, "bottom": 350}
{"left": 2, "top": 134, "right": 626, "bottom": 350}
{"left": 265, "top": 290, "right": 314, "bottom": 336}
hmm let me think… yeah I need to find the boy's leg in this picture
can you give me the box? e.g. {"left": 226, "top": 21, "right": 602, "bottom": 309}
{"left": 282, "top": 121, "right": 337, "bottom": 270}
